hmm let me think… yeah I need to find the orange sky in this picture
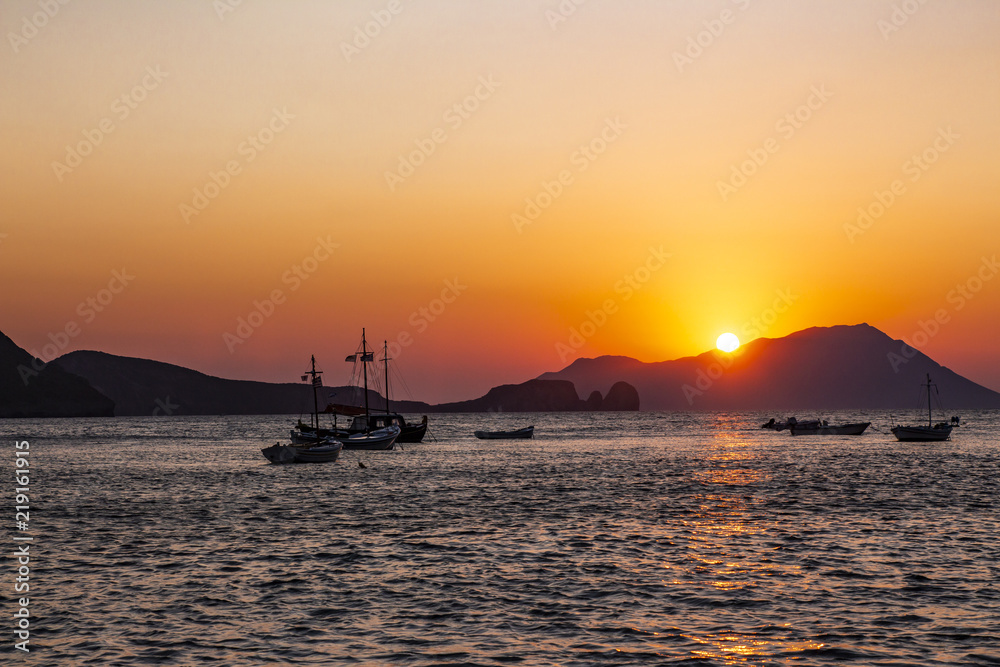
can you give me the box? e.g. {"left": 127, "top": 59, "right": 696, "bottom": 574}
{"left": 2, "top": 0, "right": 998, "bottom": 402}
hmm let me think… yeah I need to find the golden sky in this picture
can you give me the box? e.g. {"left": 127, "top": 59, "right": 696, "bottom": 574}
{"left": 2, "top": 0, "right": 998, "bottom": 402}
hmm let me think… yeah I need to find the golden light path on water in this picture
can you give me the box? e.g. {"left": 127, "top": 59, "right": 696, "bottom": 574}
{"left": 673, "top": 425, "right": 825, "bottom": 663}
{"left": 688, "top": 630, "right": 825, "bottom": 664}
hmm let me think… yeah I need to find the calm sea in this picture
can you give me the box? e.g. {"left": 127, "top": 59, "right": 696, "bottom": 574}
{"left": 6, "top": 411, "right": 1000, "bottom": 666}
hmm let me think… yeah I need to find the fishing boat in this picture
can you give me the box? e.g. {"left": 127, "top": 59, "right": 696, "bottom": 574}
{"left": 361, "top": 339, "right": 427, "bottom": 443}
{"left": 334, "top": 425, "right": 400, "bottom": 451}
{"left": 262, "top": 356, "right": 343, "bottom": 464}
{"left": 396, "top": 417, "right": 428, "bottom": 443}
{"left": 298, "top": 414, "right": 424, "bottom": 441}
{"left": 261, "top": 439, "right": 343, "bottom": 464}
{"left": 891, "top": 374, "right": 955, "bottom": 442}
{"left": 306, "top": 413, "right": 427, "bottom": 443}
{"left": 761, "top": 417, "right": 805, "bottom": 431}
{"left": 789, "top": 421, "right": 871, "bottom": 436}
{"left": 474, "top": 426, "right": 534, "bottom": 440}
{"left": 334, "top": 330, "right": 402, "bottom": 449}
{"left": 288, "top": 330, "right": 402, "bottom": 451}
{"left": 289, "top": 424, "right": 399, "bottom": 449}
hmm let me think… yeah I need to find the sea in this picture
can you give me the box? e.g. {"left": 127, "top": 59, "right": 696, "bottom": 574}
{"left": 6, "top": 410, "right": 999, "bottom": 666}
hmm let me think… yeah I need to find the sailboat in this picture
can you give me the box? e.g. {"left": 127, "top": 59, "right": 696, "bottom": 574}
{"left": 293, "top": 329, "right": 400, "bottom": 451}
{"left": 891, "top": 374, "right": 955, "bottom": 442}
{"left": 376, "top": 339, "right": 428, "bottom": 443}
{"left": 339, "top": 330, "right": 402, "bottom": 449}
{"left": 261, "top": 356, "right": 343, "bottom": 463}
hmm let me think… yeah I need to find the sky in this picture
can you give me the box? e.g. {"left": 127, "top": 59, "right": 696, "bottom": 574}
{"left": 1, "top": 0, "right": 998, "bottom": 403}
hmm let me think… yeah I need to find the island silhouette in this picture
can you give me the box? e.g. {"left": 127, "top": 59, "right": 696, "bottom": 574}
{"left": 2, "top": 324, "right": 998, "bottom": 417}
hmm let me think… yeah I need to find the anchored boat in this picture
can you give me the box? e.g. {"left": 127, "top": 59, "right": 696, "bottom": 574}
{"left": 262, "top": 356, "right": 343, "bottom": 463}
{"left": 474, "top": 426, "right": 534, "bottom": 440}
{"left": 891, "top": 374, "right": 957, "bottom": 442}
{"left": 790, "top": 421, "right": 871, "bottom": 436}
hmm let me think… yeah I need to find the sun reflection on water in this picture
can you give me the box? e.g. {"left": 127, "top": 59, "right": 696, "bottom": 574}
{"left": 687, "top": 630, "right": 825, "bottom": 664}
{"left": 657, "top": 430, "right": 825, "bottom": 662}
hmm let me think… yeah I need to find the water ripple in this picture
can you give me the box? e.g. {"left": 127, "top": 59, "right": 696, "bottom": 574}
{"left": 12, "top": 410, "right": 1000, "bottom": 665}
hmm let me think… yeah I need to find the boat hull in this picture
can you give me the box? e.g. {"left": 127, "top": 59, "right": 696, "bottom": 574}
{"left": 891, "top": 425, "right": 952, "bottom": 442}
{"left": 790, "top": 422, "right": 871, "bottom": 436}
{"left": 340, "top": 426, "right": 400, "bottom": 451}
{"left": 261, "top": 440, "right": 343, "bottom": 464}
{"left": 474, "top": 426, "right": 534, "bottom": 440}
{"left": 891, "top": 374, "right": 956, "bottom": 442}
{"left": 289, "top": 430, "right": 334, "bottom": 446}
{"left": 397, "top": 421, "right": 427, "bottom": 443}
{"left": 298, "top": 415, "right": 426, "bottom": 443}
{"left": 762, "top": 418, "right": 812, "bottom": 431}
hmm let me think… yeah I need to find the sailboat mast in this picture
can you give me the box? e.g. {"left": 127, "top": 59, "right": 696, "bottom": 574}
{"left": 311, "top": 355, "right": 319, "bottom": 430}
{"left": 926, "top": 373, "right": 932, "bottom": 427}
{"left": 362, "top": 328, "right": 370, "bottom": 420}
{"left": 384, "top": 340, "right": 390, "bottom": 414}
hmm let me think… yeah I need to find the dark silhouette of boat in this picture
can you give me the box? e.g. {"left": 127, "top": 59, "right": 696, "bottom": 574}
{"left": 262, "top": 355, "right": 344, "bottom": 463}
{"left": 293, "top": 329, "right": 422, "bottom": 450}
{"left": 296, "top": 333, "right": 427, "bottom": 444}
{"left": 298, "top": 413, "right": 426, "bottom": 444}
{"left": 891, "top": 374, "right": 957, "bottom": 442}
{"left": 762, "top": 417, "right": 870, "bottom": 435}
{"left": 474, "top": 426, "right": 534, "bottom": 440}
{"left": 789, "top": 421, "right": 871, "bottom": 436}
{"left": 761, "top": 417, "right": 800, "bottom": 431}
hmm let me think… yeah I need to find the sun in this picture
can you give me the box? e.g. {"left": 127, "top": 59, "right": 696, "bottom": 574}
{"left": 716, "top": 332, "right": 740, "bottom": 353}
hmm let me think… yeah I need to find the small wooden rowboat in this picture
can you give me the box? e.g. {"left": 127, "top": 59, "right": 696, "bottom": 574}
{"left": 261, "top": 440, "right": 343, "bottom": 464}
{"left": 473, "top": 426, "right": 534, "bottom": 440}
{"left": 789, "top": 421, "right": 871, "bottom": 436}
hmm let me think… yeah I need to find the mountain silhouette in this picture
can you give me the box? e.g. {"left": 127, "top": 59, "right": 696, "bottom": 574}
{"left": 539, "top": 324, "right": 1000, "bottom": 410}
{"left": 4, "top": 324, "right": 996, "bottom": 416}
{"left": 52, "top": 350, "right": 635, "bottom": 416}
{"left": 53, "top": 350, "right": 433, "bottom": 417}
{"left": 427, "top": 379, "right": 639, "bottom": 412}
{"left": 0, "top": 332, "right": 114, "bottom": 417}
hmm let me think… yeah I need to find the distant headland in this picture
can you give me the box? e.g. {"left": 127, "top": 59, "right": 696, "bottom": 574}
{"left": 2, "top": 324, "right": 998, "bottom": 418}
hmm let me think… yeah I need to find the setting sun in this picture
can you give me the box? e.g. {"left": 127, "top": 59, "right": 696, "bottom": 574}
{"left": 716, "top": 333, "right": 740, "bottom": 353}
